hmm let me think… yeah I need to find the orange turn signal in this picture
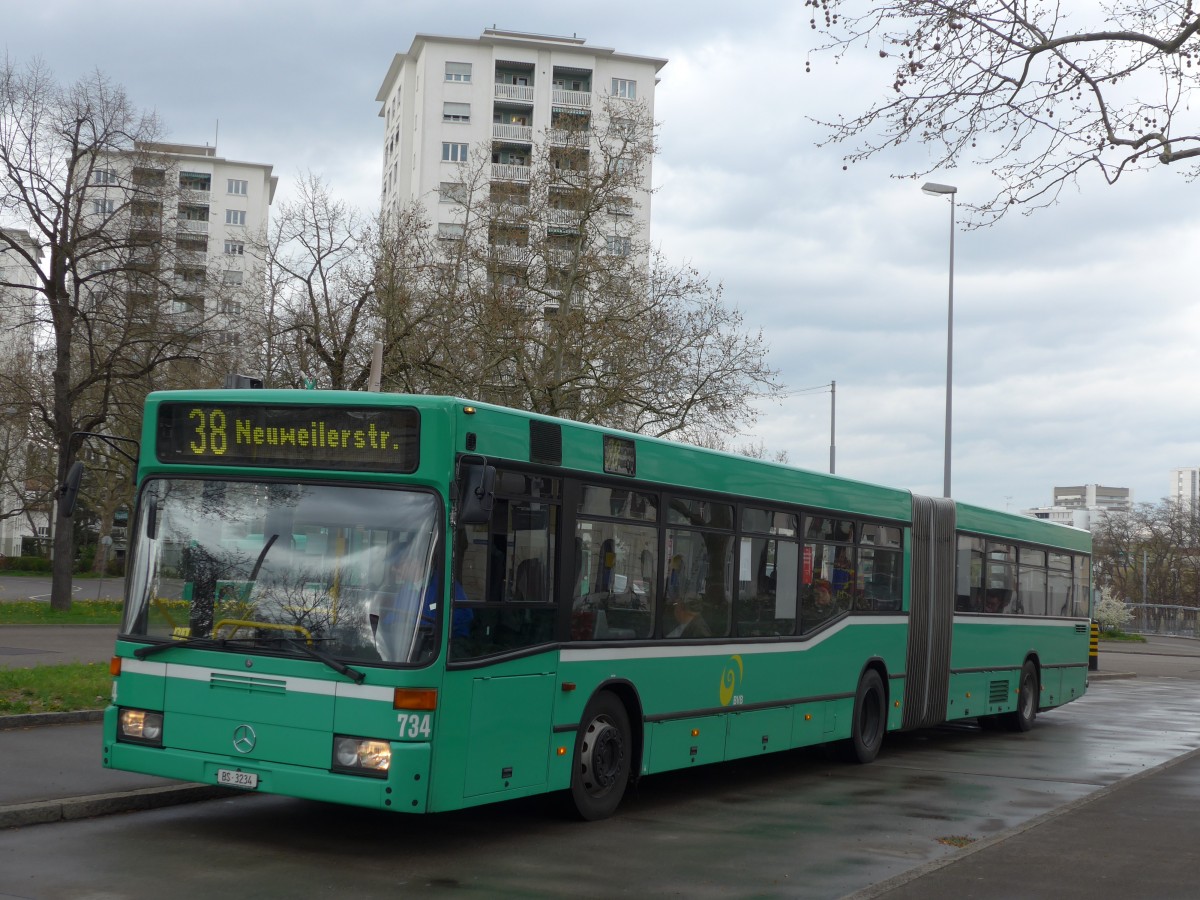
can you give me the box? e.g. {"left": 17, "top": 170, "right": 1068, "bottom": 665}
{"left": 393, "top": 688, "right": 438, "bottom": 711}
{"left": 110, "top": 657, "right": 122, "bottom": 677}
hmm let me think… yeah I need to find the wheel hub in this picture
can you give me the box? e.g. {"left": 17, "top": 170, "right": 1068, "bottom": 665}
{"left": 581, "top": 718, "right": 624, "bottom": 792}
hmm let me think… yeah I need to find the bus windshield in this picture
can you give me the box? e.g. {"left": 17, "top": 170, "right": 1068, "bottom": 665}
{"left": 122, "top": 478, "right": 442, "bottom": 665}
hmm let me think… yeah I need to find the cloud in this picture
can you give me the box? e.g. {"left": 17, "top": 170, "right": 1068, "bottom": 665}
{"left": 6, "top": 0, "right": 1199, "bottom": 513}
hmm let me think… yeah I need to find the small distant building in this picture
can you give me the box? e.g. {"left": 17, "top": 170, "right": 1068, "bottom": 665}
{"left": 1169, "top": 467, "right": 1200, "bottom": 509}
{"left": 1022, "top": 484, "right": 1133, "bottom": 532}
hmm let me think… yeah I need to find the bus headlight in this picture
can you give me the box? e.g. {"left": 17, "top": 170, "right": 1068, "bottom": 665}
{"left": 332, "top": 736, "right": 391, "bottom": 777}
{"left": 118, "top": 708, "right": 164, "bottom": 746}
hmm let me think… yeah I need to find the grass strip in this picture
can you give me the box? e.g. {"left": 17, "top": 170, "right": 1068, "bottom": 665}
{"left": 0, "top": 600, "right": 123, "bottom": 625}
{"left": 0, "top": 662, "right": 111, "bottom": 714}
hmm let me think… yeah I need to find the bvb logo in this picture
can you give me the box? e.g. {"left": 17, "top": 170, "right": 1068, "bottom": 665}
{"left": 719, "top": 655, "right": 744, "bottom": 707}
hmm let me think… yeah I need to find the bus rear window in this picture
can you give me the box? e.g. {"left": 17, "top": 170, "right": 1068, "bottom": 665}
{"left": 156, "top": 403, "right": 420, "bottom": 473}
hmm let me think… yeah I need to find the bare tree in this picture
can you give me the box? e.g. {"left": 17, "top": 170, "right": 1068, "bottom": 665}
{"left": 0, "top": 59, "right": 208, "bottom": 608}
{"left": 809, "top": 1, "right": 1200, "bottom": 223}
{"left": 1093, "top": 500, "right": 1200, "bottom": 608}
{"left": 377, "top": 97, "right": 783, "bottom": 440}
{"left": 259, "top": 173, "right": 383, "bottom": 390}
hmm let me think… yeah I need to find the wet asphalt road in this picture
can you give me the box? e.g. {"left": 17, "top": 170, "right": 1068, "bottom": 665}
{"left": 1, "top": 636, "right": 1198, "bottom": 898}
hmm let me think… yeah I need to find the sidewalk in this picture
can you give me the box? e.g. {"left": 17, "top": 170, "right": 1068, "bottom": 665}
{"left": 1, "top": 623, "right": 234, "bottom": 828}
{"left": 0, "top": 718, "right": 234, "bottom": 828}
{"left": 849, "top": 747, "right": 1200, "bottom": 900}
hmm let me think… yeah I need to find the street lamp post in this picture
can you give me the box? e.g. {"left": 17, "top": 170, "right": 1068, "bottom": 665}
{"left": 829, "top": 380, "right": 836, "bottom": 475}
{"left": 921, "top": 181, "right": 957, "bottom": 499}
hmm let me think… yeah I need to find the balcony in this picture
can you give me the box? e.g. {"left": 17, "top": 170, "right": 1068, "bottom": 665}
{"left": 491, "top": 163, "right": 531, "bottom": 182}
{"left": 552, "top": 89, "right": 591, "bottom": 109}
{"left": 549, "top": 128, "right": 589, "bottom": 148}
{"left": 546, "top": 208, "right": 583, "bottom": 230}
{"left": 494, "top": 83, "right": 534, "bottom": 103}
{"left": 491, "top": 201, "right": 529, "bottom": 222}
{"left": 490, "top": 244, "right": 531, "bottom": 266}
{"left": 493, "top": 123, "right": 533, "bottom": 143}
{"left": 177, "top": 219, "right": 210, "bottom": 235}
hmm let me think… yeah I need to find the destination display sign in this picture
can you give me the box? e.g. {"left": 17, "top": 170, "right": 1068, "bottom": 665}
{"left": 156, "top": 403, "right": 420, "bottom": 473}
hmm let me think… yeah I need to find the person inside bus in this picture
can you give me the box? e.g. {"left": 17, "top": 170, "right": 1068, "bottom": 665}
{"left": 372, "top": 549, "right": 471, "bottom": 641}
{"left": 371, "top": 549, "right": 426, "bottom": 636}
{"left": 802, "top": 579, "right": 836, "bottom": 631}
{"left": 666, "top": 594, "right": 711, "bottom": 638}
{"left": 984, "top": 588, "right": 1008, "bottom": 614}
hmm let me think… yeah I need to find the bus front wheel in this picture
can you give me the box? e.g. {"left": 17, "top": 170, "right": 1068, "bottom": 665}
{"left": 1005, "top": 661, "right": 1039, "bottom": 732}
{"left": 847, "top": 669, "right": 887, "bottom": 764}
{"left": 570, "top": 691, "right": 631, "bottom": 821}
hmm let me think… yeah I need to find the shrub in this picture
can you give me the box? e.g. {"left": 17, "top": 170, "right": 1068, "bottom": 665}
{"left": 1095, "top": 595, "right": 1133, "bottom": 632}
{"left": 0, "top": 556, "right": 53, "bottom": 573}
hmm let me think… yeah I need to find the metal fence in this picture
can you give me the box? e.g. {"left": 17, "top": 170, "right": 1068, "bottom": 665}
{"left": 1124, "top": 603, "right": 1200, "bottom": 637}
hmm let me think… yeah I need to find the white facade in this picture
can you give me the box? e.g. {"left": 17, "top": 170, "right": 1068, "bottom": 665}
{"left": 96, "top": 142, "right": 278, "bottom": 361}
{"left": 376, "top": 29, "right": 666, "bottom": 237}
{"left": 1169, "top": 467, "right": 1200, "bottom": 508}
{"left": 0, "top": 229, "right": 41, "bottom": 556}
{"left": 1052, "top": 485, "right": 1132, "bottom": 511}
{"left": 1023, "top": 484, "right": 1133, "bottom": 533}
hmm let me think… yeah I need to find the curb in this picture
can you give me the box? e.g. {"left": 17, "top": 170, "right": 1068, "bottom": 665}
{"left": 1089, "top": 672, "right": 1137, "bottom": 682}
{"left": 0, "top": 784, "right": 239, "bottom": 829}
{"left": 0, "top": 709, "right": 104, "bottom": 731}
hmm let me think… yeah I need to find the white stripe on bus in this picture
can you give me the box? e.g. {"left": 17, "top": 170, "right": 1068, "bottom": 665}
{"left": 120, "top": 657, "right": 394, "bottom": 702}
{"left": 560, "top": 616, "right": 908, "bottom": 663}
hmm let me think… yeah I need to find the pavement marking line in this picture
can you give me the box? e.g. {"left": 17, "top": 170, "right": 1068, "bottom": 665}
{"left": 840, "top": 744, "right": 1200, "bottom": 900}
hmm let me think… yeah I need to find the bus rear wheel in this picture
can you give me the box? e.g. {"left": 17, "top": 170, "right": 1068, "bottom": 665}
{"left": 570, "top": 691, "right": 631, "bottom": 821}
{"left": 1005, "top": 661, "right": 1038, "bottom": 732}
{"left": 846, "top": 669, "right": 887, "bottom": 764}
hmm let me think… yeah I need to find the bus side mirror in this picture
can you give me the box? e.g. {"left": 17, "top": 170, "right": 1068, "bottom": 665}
{"left": 58, "top": 461, "right": 84, "bottom": 518}
{"left": 145, "top": 494, "right": 159, "bottom": 541}
{"left": 459, "top": 463, "right": 496, "bottom": 525}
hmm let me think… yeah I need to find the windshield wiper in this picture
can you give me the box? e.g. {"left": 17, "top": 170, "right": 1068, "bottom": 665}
{"left": 283, "top": 638, "right": 366, "bottom": 685}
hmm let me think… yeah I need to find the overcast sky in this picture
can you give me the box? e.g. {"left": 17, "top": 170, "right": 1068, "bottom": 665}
{"left": 8, "top": 1, "right": 1199, "bottom": 514}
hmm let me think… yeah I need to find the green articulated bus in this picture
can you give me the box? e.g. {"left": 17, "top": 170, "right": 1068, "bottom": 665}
{"left": 104, "top": 389, "right": 1092, "bottom": 820}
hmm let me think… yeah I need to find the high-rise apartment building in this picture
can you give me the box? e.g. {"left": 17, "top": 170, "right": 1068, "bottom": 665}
{"left": 91, "top": 141, "right": 277, "bottom": 359}
{"left": 376, "top": 29, "right": 666, "bottom": 243}
{"left": 0, "top": 229, "right": 42, "bottom": 556}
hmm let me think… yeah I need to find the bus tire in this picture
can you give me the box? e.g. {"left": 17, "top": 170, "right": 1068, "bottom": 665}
{"left": 570, "top": 691, "right": 631, "bottom": 821}
{"left": 847, "top": 669, "right": 887, "bottom": 764}
{"left": 1005, "top": 661, "right": 1039, "bottom": 732}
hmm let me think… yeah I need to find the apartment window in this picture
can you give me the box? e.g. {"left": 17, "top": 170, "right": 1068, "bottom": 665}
{"left": 225, "top": 209, "right": 246, "bottom": 226}
{"left": 222, "top": 270, "right": 244, "bottom": 285}
{"left": 224, "top": 239, "right": 245, "bottom": 255}
{"left": 611, "top": 78, "right": 636, "bottom": 99}
{"left": 443, "top": 102, "right": 471, "bottom": 123}
{"left": 606, "top": 235, "right": 631, "bottom": 257}
{"left": 442, "top": 142, "right": 469, "bottom": 162}
{"left": 445, "top": 61, "right": 472, "bottom": 83}
{"left": 608, "top": 197, "right": 634, "bottom": 216}
{"left": 227, "top": 179, "right": 248, "bottom": 195}
{"left": 439, "top": 182, "right": 466, "bottom": 203}
{"left": 92, "top": 169, "right": 118, "bottom": 185}
{"left": 92, "top": 198, "right": 116, "bottom": 215}
{"left": 438, "top": 223, "right": 465, "bottom": 240}
{"left": 180, "top": 172, "right": 211, "bottom": 191}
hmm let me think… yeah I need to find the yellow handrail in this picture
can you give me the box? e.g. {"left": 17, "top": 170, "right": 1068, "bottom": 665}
{"left": 213, "top": 619, "right": 313, "bottom": 644}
